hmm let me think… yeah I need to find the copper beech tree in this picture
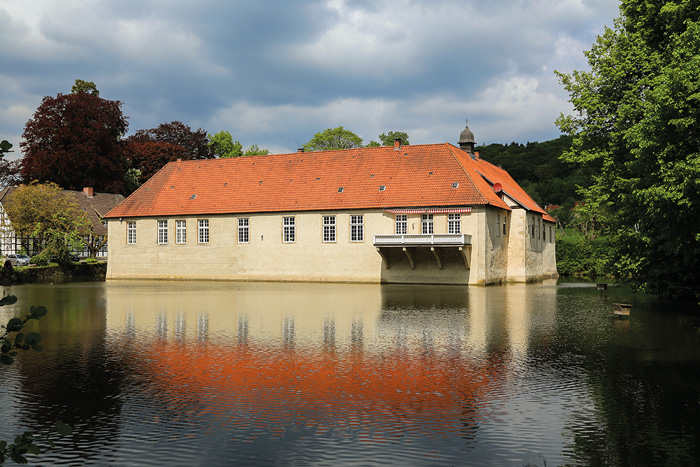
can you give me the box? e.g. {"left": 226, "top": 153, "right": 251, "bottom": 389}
{"left": 20, "top": 88, "right": 128, "bottom": 194}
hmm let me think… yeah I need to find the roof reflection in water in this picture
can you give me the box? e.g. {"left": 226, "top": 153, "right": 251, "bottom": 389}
{"left": 105, "top": 281, "right": 555, "bottom": 446}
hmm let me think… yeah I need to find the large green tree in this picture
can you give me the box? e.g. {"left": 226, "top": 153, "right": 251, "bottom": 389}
{"left": 303, "top": 127, "right": 363, "bottom": 151}
{"left": 556, "top": 0, "right": 700, "bottom": 298}
{"left": 208, "top": 130, "right": 243, "bottom": 158}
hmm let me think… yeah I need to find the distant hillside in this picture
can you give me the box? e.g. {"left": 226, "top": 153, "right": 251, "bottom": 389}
{"left": 476, "top": 135, "right": 592, "bottom": 209}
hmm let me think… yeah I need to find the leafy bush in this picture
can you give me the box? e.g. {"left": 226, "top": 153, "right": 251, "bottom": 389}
{"left": 30, "top": 251, "right": 50, "bottom": 266}
{"left": 557, "top": 234, "right": 614, "bottom": 277}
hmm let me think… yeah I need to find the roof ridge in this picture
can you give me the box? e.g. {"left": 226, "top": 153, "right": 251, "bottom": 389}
{"left": 445, "top": 144, "right": 490, "bottom": 206}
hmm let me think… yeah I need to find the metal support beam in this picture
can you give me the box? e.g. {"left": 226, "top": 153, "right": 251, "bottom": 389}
{"left": 430, "top": 247, "right": 443, "bottom": 269}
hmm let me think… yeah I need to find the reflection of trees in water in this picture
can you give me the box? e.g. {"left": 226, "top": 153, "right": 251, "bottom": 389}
{"left": 553, "top": 300, "right": 700, "bottom": 466}
{"left": 15, "top": 287, "right": 131, "bottom": 464}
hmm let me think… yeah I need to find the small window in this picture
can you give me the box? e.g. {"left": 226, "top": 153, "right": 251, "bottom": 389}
{"left": 337, "top": 187, "right": 344, "bottom": 193}
{"left": 537, "top": 218, "right": 541, "bottom": 239}
{"left": 395, "top": 214, "right": 407, "bottom": 235}
{"left": 350, "top": 215, "right": 364, "bottom": 242}
{"left": 550, "top": 225, "right": 553, "bottom": 243}
{"left": 421, "top": 214, "right": 433, "bottom": 234}
{"left": 452, "top": 182, "right": 459, "bottom": 189}
{"left": 379, "top": 185, "right": 386, "bottom": 191}
{"left": 283, "top": 217, "right": 295, "bottom": 243}
{"left": 502, "top": 215, "right": 507, "bottom": 236}
{"left": 198, "top": 219, "right": 209, "bottom": 244}
{"left": 190, "top": 194, "right": 197, "bottom": 200}
{"left": 176, "top": 220, "right": 187, "bottom": 244}
{"left": 531, "top": 218, "right": 535, "bottom": 237}
{"left": 323, "top": 216, "right": 336, "bottom": 242}
{"left": 448, "top": 213, "right": 461, "bottom": 234}
{"left": 127, "top": 221, "right": 136, "bottom": 245}
{"left": 496, "top": 214, "right": 500, "bottom": 237}
{"left": 157, "top": 220, "right": 168, "bottom": 244}
{"left": 238, "top": 218, "right": 249, "bottom": 243}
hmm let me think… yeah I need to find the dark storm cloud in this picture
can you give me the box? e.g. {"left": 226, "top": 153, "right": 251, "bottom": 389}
{"left": 0, "top": 0, "right": 620, "bottom": 156}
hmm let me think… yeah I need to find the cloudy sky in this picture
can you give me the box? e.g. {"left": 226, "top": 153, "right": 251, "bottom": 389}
{"left": 1, "top": 0, "right": 620, "bottom": 156}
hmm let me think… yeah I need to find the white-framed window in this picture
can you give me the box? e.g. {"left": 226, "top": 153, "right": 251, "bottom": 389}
{"left": 323, "top": 216, "right": 336, "bottom": 242}
{"left": 503, "top": 215, "right": 507, "bottom": 236}
{"left": 175, "top": 220, "right": 186, "bottom": 244}
{"left": 283, "top": 216, "right": 295, "bottom": 243}
{"left": 448, "top": 213, "right": 461, "bottom": 234}
{"left": 395, "top": 214, "right": 407, "bottom": 235}
{"left": 127, "top": 221, "right": 136, "bottom": 245}
{"left": 238, "top": 218, "right": 249, "bottom": 243}
{"left": 422, "top": 214, "right": 433, "bottom": 234}
{"left": 496, "top": 214, "right": 500, "bottom": 237}
{"left": 157, "top": 220, "right": 168, "bottom": 244}
{"left": 350, "top": 215, "right": 364, "bottom": 242}
{"left": 198, "top": 219, "right": 209, "bottom": 244}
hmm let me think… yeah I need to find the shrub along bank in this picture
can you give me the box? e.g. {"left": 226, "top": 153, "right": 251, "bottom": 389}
{"left": 1, "top": 261, "right": 106, "bottom": 284}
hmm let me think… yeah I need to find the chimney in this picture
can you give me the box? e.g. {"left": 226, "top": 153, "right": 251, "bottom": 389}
{"left": 394, "top": 138, "right": 401, "bottom": 150}
{"left": 83, "top": 187, "right": 94, "bottom": 198}
{"left": 297, "top": 148, "right": 305, "bottom": 153}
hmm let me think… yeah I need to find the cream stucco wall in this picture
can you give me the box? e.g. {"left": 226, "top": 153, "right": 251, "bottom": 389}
{"left": 107, "top": 206, "right": 556, "bottom": 285}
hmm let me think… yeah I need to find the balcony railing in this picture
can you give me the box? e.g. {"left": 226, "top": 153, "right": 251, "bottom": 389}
{"left": 373, "top": 233, "right": 471, "bottom": 247}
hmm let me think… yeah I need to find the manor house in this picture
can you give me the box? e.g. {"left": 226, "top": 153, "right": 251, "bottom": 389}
{"left": 104, "top": 124, "right": 557, "bottom": 285}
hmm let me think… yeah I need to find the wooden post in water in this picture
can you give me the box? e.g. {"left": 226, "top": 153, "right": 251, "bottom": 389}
{"left": 612, "top": 303, "right": 632, "bottom": 319}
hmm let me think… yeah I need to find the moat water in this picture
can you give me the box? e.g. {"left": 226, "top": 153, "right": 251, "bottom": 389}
{"left": 1, "top": 280, "right": 699, "bottom": 466}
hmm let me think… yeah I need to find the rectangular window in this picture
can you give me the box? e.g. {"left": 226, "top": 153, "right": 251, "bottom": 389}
{"left": 496, "top": 214, "right": 500, "bottom": 237}
{"left": 448, "top": 213, "right": 461, "bottom": 234}
{"left": 176, "top": 220, "right": 186, "bottom": 244}
{"left": 157, "top": 220, "right": 168, "bottom": 244}
{"left": 238, "top": 218, "right": 249, "bottom": 243}
{"left": 537, "top": 218, "right": 541, "bottom": 239}
{"left": 550, "top": 225, "right": 553, "bottom": 243}
{"left": 127, "top": 221, "right": 136, "bottom": 245}
{"left": 395, "top": 214, "right": 407, "bottom": 235}
{"left": 421, "top": 214, "right": 433, "bottom": 234}
{"left": 283, "top": 217, "right": 295, "bottom": 243}
{"left": 543, "top": 223, "right": 546, "bottom": 241}
{"left": 323, "top": 216, "right": 336, "bottom": 242}
{"left": 503, "top": 215, "right": 507, "bottom": 236}
{"left": 531, "top": 218, "right": 535, "bottom": 237}
{"left": 198, "top": 219, "right": 209, "bottom": 244}
{"left": 350, "top": 215, "right": 364, "bottom": 242}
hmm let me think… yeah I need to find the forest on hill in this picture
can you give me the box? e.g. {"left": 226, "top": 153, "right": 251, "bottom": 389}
{"left": 476, "top": 135, "right": 590, "bottom": 211}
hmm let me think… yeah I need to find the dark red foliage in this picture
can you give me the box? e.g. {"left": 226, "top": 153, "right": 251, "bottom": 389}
{"left": 126, "top": 141, "right": 187, "bottom": 183}
{"left": 128, "top": 121, "right": 211, "bottom": 160}
{"left": 20, "top": 93, "right": 129, "bottom": 193}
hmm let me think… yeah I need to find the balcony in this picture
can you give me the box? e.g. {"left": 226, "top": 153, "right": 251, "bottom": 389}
{"left": 373, "top": 234, "right": 472, "bottom": 269}
{"left": 373, "top": 234, "right": 471, "bottom": 247}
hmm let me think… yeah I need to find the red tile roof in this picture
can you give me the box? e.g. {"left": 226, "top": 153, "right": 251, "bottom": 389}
{"left": 105, "top": 143, "right": 552, "bottom": 221}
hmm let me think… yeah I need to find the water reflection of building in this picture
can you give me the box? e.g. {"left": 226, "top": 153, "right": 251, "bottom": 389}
{"left": 103, "top": 281, "right": 561, "bottom": 447}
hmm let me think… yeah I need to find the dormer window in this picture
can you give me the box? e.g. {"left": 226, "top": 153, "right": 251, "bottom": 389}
{"left": 452, "top": 182, "right": 459, "bottom": 189}
{"left": 338, "top": 187, "right": 344, "bottom": 193}
{"left": 379, "top": 185, "right": 386, "bottom": 191}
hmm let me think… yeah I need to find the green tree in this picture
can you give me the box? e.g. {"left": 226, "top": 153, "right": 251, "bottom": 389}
{"left": 208, "top": 131, "right": 243, "bottom": 158}
{"left": 0, "top": 140, "right": 21, "bottom": 187}
{"left": 4, "top": 183, "right": 89, "bottom": 262}
{"left": 556, "top": 0, "right": 700, "bottom": 298}
{"left": 242, "top": 144, "right": 269, "bottom": 157}
{"left": 71, "top": 79, "right": 99, "bottom": 96}
{"left": 303, "top": 127, "right": 363, "bottom": 151}
{"left": 378, "top": 131, "right": 409, "bottom": 146}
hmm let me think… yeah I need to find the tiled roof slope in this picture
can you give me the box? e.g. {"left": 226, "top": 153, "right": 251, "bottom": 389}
{"left": 105, "top": 143, "right": 552, "bottom": 220}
